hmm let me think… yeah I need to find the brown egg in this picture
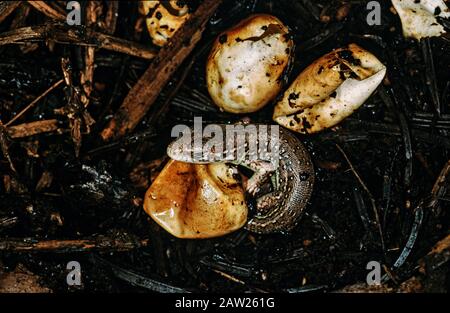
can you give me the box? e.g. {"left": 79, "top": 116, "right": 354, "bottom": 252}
{"left": 273, "top": 43, "right": 386, "bottom": 133}
{"left": 206, "top": 14, "right": 294, "bottom": 113}
{"left": 140, "top": 1, "right": 190, "bottom": 47}
{"left": 143, "top": 160, "right": 247, "bottom": 239}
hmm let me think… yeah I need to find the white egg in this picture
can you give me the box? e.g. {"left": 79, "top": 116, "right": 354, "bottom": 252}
{"left": 206, "top": 14, "right": 294, "bottom": 114}
{"left": 141, "top": 1, "right": 190, "bottom": 47}
{"left": 391, "top": 0, "right": 450, "bottom": 40}
{"left": 273, "top": 43, "right": 386, "bottom": 134}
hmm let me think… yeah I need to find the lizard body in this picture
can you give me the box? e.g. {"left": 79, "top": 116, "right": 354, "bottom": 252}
{"left": 167, "top": 124, "right": 314, "bottom": 234}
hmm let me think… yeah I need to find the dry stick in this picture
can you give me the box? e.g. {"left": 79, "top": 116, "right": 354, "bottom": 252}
{"left": 429, "top": 159, "right": 450, "bottom": 215}
{"left": 0, "top": 24, "right": 157, "bottom": 60}
{"left": 81, "top": 1, "right": 119, "bottom": 107}
{"left": 423, "top": 234, "right": 450, "bottom": 261}
{"left": 104, "top": 0, "right": 119, "bottom": 35}
{"left": 100, "top": 0, "right": 223, "bottom": 141}
{"left": 336, "top": 144, "right": 386, "bottom": 253}
{"left": 382, "top": 160, "right": 450, "bottom": 283}
{"left": 10, "top": 3, "right": 31, "bottom": 30}
{"left": 0, "top": 237, "right": 150, "bottom": 253}
{"left": 81, "top": 1, "right": 98, "bottom": 107}
{"left": 0, "top": 120, "right": 17, "bottom": 172}
{"left": 0, "top": 1, "right": 21, "bottom": 24}
{"left": 26, "top": 0, "right": 66, "bottom": 21}
{"left": 421, "top": 39, "right": 441, "bottom": 116}
{"left": 82, "top": 46, "right": 95, "bottom": 106}
{"left": 93, "top": 255, "right": 189, "bottom": 293}
{"left": 7, "top": 119, "right": 60, "bottom": 139}
{"left": 212, "top": 269, "right": 246, "bottom": 285}
{"left": 5, "top": 79, "right": 64, "bottom": 127}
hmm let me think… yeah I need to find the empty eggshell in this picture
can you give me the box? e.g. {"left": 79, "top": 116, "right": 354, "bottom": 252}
{"left": 140, "top": 1, "right": 190, "bottom": 47}
{"left": 206, "top": 14, "right": 294, "bottom": 113}
{"left": 391, "top": 0, "right": 450, "bottom": 40}
{"left": 143, "top": 160, "right": 247, "bottom": 239}
{"left": 273, "top": 43, "right": 386, "bottom": 134}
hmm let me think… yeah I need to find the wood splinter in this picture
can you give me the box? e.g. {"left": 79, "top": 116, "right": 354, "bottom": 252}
{"left": 100, "top": 0, "right": 223, "bottom": 142}
{"left": 0, "top": 23, "right": 157, "bottom": 60}
{"left": 0, "top": 236, "right": 150, "bottom": 253}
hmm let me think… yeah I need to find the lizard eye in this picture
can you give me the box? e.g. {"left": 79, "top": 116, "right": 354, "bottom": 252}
{"left": 206, "top": 14, "right": 294, "bottom": 114}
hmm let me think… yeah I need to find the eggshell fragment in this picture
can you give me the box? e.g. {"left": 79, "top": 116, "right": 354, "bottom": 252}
{"left": 391, "top": 0, "right": 450, "bottom": 40}
{"left": 143, "top": 160, "right": 247, "bottom": 239}
{"left": 273, "top": 43, "right": 386, "bottom": 134}
{"left": 140, "top": 1, "right": 190, "bottom": 47}
{"left": 206, "top": 14, "right": 294, "bottom": 113}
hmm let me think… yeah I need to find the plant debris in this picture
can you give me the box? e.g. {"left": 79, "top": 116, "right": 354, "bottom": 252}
{"left": 0, "top": 0, "right": 448, "bottom": 293}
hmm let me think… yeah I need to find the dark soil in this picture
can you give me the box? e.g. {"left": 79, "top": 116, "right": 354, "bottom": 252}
{"left": 0, "top": 0, "right": 449, "bottom": 292}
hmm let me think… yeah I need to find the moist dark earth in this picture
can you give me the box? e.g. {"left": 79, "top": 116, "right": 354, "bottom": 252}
{"left": 0, "top": 0, "right": 449, "bottom": 292}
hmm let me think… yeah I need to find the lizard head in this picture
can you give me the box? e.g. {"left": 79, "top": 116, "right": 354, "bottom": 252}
{"left": 167, "top": 126, "right": 227, "bottom": 164}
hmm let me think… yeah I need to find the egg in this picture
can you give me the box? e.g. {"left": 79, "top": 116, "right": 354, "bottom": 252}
{"left": 273, "top": 43, "right": 386, "bottom": 134}
{"left": 143, "top": 160, "right": 247, "bottom": 239}
{"left": 206, "top": 14, "right": 294, "bottom": 114}
{"left": 391, "top": 0, "right": 450, "bottom": 40}
{"left": 140, "top": 0, "right": 190, "bottom": 47}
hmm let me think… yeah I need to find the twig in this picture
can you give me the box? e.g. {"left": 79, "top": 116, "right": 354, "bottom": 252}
{"left": 382, "top": 149, "right": 398, "bottom": 229}
{"left": 81, "top": 1, "right": 98, "bottom": 107}
{"left": 0, "top": 1, "right": 21, "bottom": 24}
{"left": 58, "top": 58, "right": 95, "bottom": 157}
{"left": 84, "top": 128, "right": 157, "bottom": 157}
{"left": 421, "top": 39, "right": 441, "bottom": 116}
{"left": 10, "top": 3, "right": 31, "bottom": 30}
{"left": 0, "top": 120, "right": 17, "bottom": 172}
{"left": 100, "top": 0, "right": 223, "bottom": 141}
{"left": 382, "top": 160, "right": 450, "bottom": 282}
{"left": 284, "top": 285, "right": 328, "bottom": 293}
{"left": 26, "top": 0, "right": 66, "bottom": 21}
{"left": 200, "top": 255, "right": 253, "bottom": 278}
{"left": 421, "top": 234, "right": 450, "bottom": 267}
{"left": 6, "top": 119, "right": 61, "bottom": 138}
{"left": 5, "top": 79, "right": 64, "bottom": 127}
{"left": 0, "top": 236, "right": 149, "bottom": 253}
{"left": 336, "top": 144, "right": 386, "bottom": 253}
{"left": 353, "top": 187, "right": 374, "bottom": 241}
{"left": 429, "top": 160, "right": 450, "bottom": 215}
{"left": 378, "top": 86, "right": 413, "bottom": 191}
{"left": 0, "top": 23, "right": 157, "bottom": 60}
{"left": 337, "top": 118, "right": 450, "bottom": 149}
{"left": 212, "top": 269, "right": 246, "bottom": 285}
{"left": 0, "top": 216, "right": 18, "bottom": 230}
{"left": 390, "top": 208, "right": 424, "bottom": 270}
{"left": 104, "top": 1, "right": 119, "bottom": 35}
{"left": 92, "top": 255, "right": 190, "bottom": 293}
{"left": 308, "top": 212, "right": 337, "bottom": 242}
{"left": 148, "top": 40, "right": 213, "bottom": 126}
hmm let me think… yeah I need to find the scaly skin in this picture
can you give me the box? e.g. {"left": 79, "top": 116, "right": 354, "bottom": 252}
{"left": 167, "top": 124, "right": 314, "bottom": 234}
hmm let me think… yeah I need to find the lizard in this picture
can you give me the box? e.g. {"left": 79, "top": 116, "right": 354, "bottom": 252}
{"left": 166, "top": 123, "right": 314, "bottom": 234}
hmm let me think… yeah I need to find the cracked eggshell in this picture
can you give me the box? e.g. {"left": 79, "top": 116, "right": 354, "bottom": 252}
{"left": 206, "top": 14, "right": 294, "bottom": 114}
{"left": 391, "top": 0, "right": 450, "bottom": 40}
{"left": 143, "top": 160, "right": 247, "bottom": 239}
{"left": 140, "top": 1, "right": 190, "bottom": 47}
{"left": 273, "top": 43, "right": 386, "bottom": 134}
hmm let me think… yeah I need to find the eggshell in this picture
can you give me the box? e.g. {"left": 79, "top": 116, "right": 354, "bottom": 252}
{"left": 273, "top": 43, "right": 386, "bottom": 133}
{"left": 143, "top": 160, "right": 247, "bottom": 239}
{"left": 141, "top": 1, "right": 190, "bottom": 47}
{"left": 206, "top": 14, "right": 294, "bottom": 113}
{"left": 391, "top": 0, "right": 450, "bottom": 40}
